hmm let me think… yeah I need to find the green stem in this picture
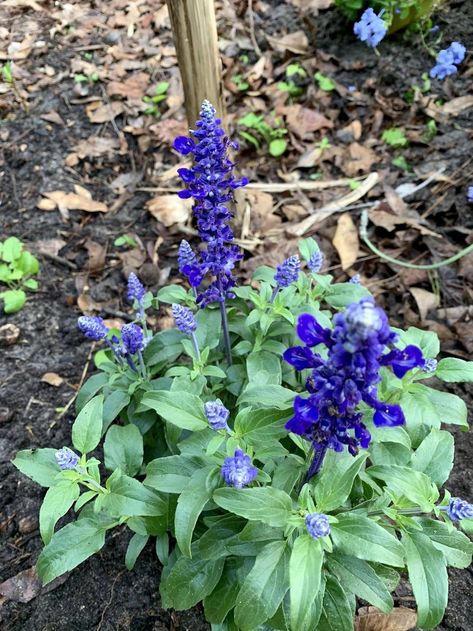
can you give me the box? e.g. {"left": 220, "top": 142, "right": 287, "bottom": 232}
{"left": 360, "top": 210, "right": 473, "bottom": 270}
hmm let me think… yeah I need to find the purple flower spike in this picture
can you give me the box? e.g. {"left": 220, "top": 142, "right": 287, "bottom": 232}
{"left": 221, "top": 448, "right": 257, "bottom": 488}
{"left": 354, "top": 8, "right": 387, "bottom": 48}
{"left": 283, "top": 297, "right": 419, "bottom": 471}
{"left": 446, "top": 497, "right": 473, "bottom": 521}
{"left": 173, "top": 136, "right": 195, "bottom": 155}
{"left": 127, "top": 273, "right": 146, "bottom": 302}
{"left": 204, "top": 400, "right": 230, "bottom": 430}
{"left": 172, "top": 304, "right": 197, "bottom": 335}
{"left": 172, "top": 100, "right": 247, "bottom": 307}
{"left": 307, "top": 250, "right": 324, "bottom": 273}
{"left": 121, "top": 323, "right": 144, "bottom": 355}
{"left": 274, "top": 255, "right": 300, "bottom": 289}
{"left": 78, "top": 316, "right": 109, "bottom": 341}
{"left": 423, "top": 358, "right": 438, "bottom": 373}
{"left": 55, "top": 447, "right": 79, "bottom": 470}
{"left": 305, "top": 513, "right": 331, "bottom": 540}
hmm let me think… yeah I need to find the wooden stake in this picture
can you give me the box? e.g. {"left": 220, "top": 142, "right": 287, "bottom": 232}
{"left": 166, "top": 0, "right": 225, "bottom": 126}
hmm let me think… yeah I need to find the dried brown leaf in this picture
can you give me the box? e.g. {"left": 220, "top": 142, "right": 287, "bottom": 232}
{"left": 41, "top": 372, "right": 64, "bottom": 387}
{"left": 355, "top": 606, "right": 417, "bottom": 631}
{"left": 0, "top": 568, "right": 41, "bottom": 603}
{"left": 40, "top": 111, "right": 65, "bottom": 125}
{"left": 409, "top": 287, "right": 439, "bottom": 321}
{"left": 442, "top": 95, "right": 473, "bottom": 115}
{"left": 282, "top": 105, "right": 333, "bottom": 138}
{"left": 86, "top": 100, "right": 124, "bottom": 124}
{"left": 41, "top": 186, "right": 107, "bottom": 213}
{"left": 345, "top": 143, "right": 377, "bottom": 176}
{"left": 74, "top": 136, "right": 120, "bottom": 160}
{"left": 84, "top": 239, "right": 106, "bottom": 274}
{"left": 33, "top": 239, "right": 66, "bottom": 256}
{"left": 333, "top": 213, "right": 359, "bottom": 270}
{"left": 266, "top": 31, "right": 309, "bottom": 54}
{"left": 146, "top": 194, "right": 191, "bottom": 227}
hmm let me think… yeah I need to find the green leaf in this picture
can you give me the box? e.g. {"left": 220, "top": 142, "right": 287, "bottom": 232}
{"left": 204, "top": 557, "right": 252, "bottom": 623}
{"left": 413, "top": 517, "right": 473, "bottom": 569}
{"left": 314, "top": 71, "right": 335, "bottom": 91}
{"left": 407, "top": 384, "right": 468, "bottom": 428}
{"left": 290, "top": 535, "right": 324, "bottom": 631}
{"left": 160, "top": 555, "right": 225, "bottom": 610}
{"left": 145, "top": 455, "right": 206, "bottom": 493}
{"left": 330, "top": 514, "right": 405, "bottom": 567}
{"left": 101, "top": 473, "right": 166, "bottom": 517}
{"left": 435, "top": 357, "right": 473, "bottom": 382}
{"left": 1, "top": 289, "right": 26, "bottom": 313}
{"left": 382, "top": 128, "right": 408, "bottom": 148}
{"left": 139, "top": 391, "right": 207, "bottom": 431}
{"left": 324, "top": 283, "right": 370, "bottom": 308}
{"left": 269, "top": 138, "right": 287, "bottom": 157}
{"left": 234, "top": 407, "right": 289, "bottom": 445}
{"left": 17, "top": 250, "right": 39, "bottom": 275}
{"left": 23, "top": 278, "right": 38, "bottom": 290}
{"left": 195, "top": 308, "right": 222, "bottom": 350}
{"left": 76, "top": 373, "right": 108, "bottom": 413}
{"left": 317, "top": 575, "right": 354, "bottom": 631}
{"left": 314, "top": 451, "right": 368, "bottom": 512}
{"left": 328, "top": 554, "right": 393, "bottom": 613}
{"left": 237, "top": 384, "right": 295, "bottom": 409}
{"left": 72, "top": 395, "right": 104, "bottom": 454}
{"left": 213, "top": 487, "right": 293, "bottom": 528}
{"left": 104, "top": 424, "right": 143, "bottom": 476}
{"left": 39, "top": 480, "right": 80, "bottom": 544}
{"left": 175, "top": 467, "right": 216, "bottom": 557}
{"left": 13, "top": 448, "right": 60, "bottom": 487}
{"left": 37, "top": 518, "right": 107, "bottom": 584}
{"left": 2, "top": 236, "right": 22, "bottom": 262}
{"left": 125, "top": 533, "right": 149, "bottom": 570}
{"left": 368, "top": 464, "right": 437, "bottom": 511}
{"left": 246, "top": 351, "right": 282, "bottom": 386}
{"left": 402, "top": 530, "right": 448, "bottom": 628}
{"left": 398, "top": 327, "right": 439, "bottom": 358}
{"left": 198, "top": 515, "right": 245, "bottom": 560}
{"left": 411, "top": 429, "right": 454, "bottom": 486}
{"left": 298, "top": 237, "right": 321, "bottom": 264}
{"left": 102, "top": 390, "right": 130, "bottom": 433}
{"left": 234, "top": 541, "right": 289, "bottom": 630}
{"left": 144, "top": 329, "right": 185, "bottom": 366}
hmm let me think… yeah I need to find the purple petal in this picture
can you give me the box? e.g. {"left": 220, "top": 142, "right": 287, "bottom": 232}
{"left": 373, "top": 403, "right": 405, "bottom": 427}
{"left": 296, "top": 313, "right": 328, "bottom": 347}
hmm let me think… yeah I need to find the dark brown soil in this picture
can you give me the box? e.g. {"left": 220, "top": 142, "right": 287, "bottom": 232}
{"left": 1, "top": 1, "right": 472, "bottom": 630}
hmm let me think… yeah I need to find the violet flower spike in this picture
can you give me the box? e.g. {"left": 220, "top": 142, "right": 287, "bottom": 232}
{"left": 172, "top": 303, "right": 200, "bottom": 360}
{"left": 121, "top": 323, "right": 146, "bottom": 375}
{"left": 77, "top": 316, "right": 108, "bottom": 341}
{"left": 307, "top": 250, "right": 324, "bottom": 273}
{"left": 173, "top": 100, "right": 249, "bottom": 365}
{"left": 305, "top": 513, "right": 331, "bottom": 540}
{"left": 204, "top": 400, "right": 230, "bottom": 431}
{"left": 272, "top": 255, "right": 300, "bottom": 302}
{"left": 445, "top": 497, "right": 473, "bottom": 521}
{"left": 221, "top": 448, "right": 257, "bottom": 488}
{"left": 283, "top": 297, "right": 425, "bottom": 478}
{"left": 55, "top": 447, "right": 79, "bottom": 471}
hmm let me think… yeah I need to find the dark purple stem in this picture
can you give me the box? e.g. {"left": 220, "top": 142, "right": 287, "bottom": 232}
{"left": 304, "top": 447, "right": 327, "bottom": 483}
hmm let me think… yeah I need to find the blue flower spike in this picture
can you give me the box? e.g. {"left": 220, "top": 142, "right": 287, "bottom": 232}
{"left": 204, "top": 400, "right": 230, "bottom": 431}
{"left": 55, "top": 447, "right": 79, "bottom": 471}
{"left": 77, "top": 316, "right": 109, "bottom": 341}
{"left": 307, "top": 250, "right": 324, "bottom": 273}
{"left": 172, "top": 303, "right": 200, "bottom": 359}
{"left": 221, "top": 448, "right": 257, "bottom": 488}
{"left": 284, "top": 297, "right": 426, "bottom": 478}
{"left": 305, "top": 513, "right": 331, "bottom": 540}
{"left": 446, "top": 497, "right": 473, "bottom": 521}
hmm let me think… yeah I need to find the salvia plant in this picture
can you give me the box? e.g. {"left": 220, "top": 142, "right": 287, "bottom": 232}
{"left": 14, "top": 101, "right": 473, "bottom": 631}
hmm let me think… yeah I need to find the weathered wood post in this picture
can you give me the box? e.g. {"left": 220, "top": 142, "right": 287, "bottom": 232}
{"left": 166, "top": 0, "right": 225, "bottom": 126}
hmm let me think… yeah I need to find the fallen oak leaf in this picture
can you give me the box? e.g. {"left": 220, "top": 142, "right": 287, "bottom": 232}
{"left": 333, "top": 213, "right": 359, "bottom": 270}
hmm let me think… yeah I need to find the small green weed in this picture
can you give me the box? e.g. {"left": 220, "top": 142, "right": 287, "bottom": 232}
{"left": 143, "top": 82, "right": 169, "bottom": 116}
{"left": 314, "top": 71, "right": 335, "bottom": 92}
{"left": 238, "top": 112, "right": 288, "bottom": 157}
{"left": 278, "top": 63, "right": 306, "bottom": 98}
{"left": 382, "top": 127, "right": 409, "bottom": 148}
{"left": 114, "top": 234, "right": 138, "bottom": 248}
{"left": 0, "top": 237, "right": 40, "bottom": 313}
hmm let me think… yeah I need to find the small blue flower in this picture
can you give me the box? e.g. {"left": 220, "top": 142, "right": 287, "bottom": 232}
{"left": 172, "top": 304, "right": 197, "bottom": 335}
{"left": 274, "top": 255, "right": 300, "bottom": 288}
{"left": 221, "top": 448, "right": 257, "bottom": 488}
{"left": 77, "top": 316, "right": 108, "bottom": 341}
{"left": 468, "top": 186, "right": 473, "bottom": 203}
{"left": 430, "top": 49, "right": 457, "bottom": 80}
{"left": 121, "top": 323, "right": 144, "bottom": 355}
{"left": 127, "top": 273, "right": 146, "bottom": 302}
{"left": 354, "top": 8, "right": 387, "bottom": 48}
{"left": 307, "top": 250, "right": 324, "bottom": 273}
{"left": 448, "top": 42, "right": 466, "bottom": 65}
{"left": 430, "top": 25, "right": 440, "bottom": 33}
{"left": 55, "top": 447, "right": 79, "bottom": 470}
{"left": 349, "top": 274, "right": 361, "bottom": 284}
{"left": 305, "top": 513, "right": 331, "bottom": 539}
{"left": 446, "top": 497, "right": 473, "bottom": 521}
{"left": 204, "top": 400, "right": 230, "bottom": 430}
{"left": 423, "top": 358, "right": 438, "bottom": 373}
